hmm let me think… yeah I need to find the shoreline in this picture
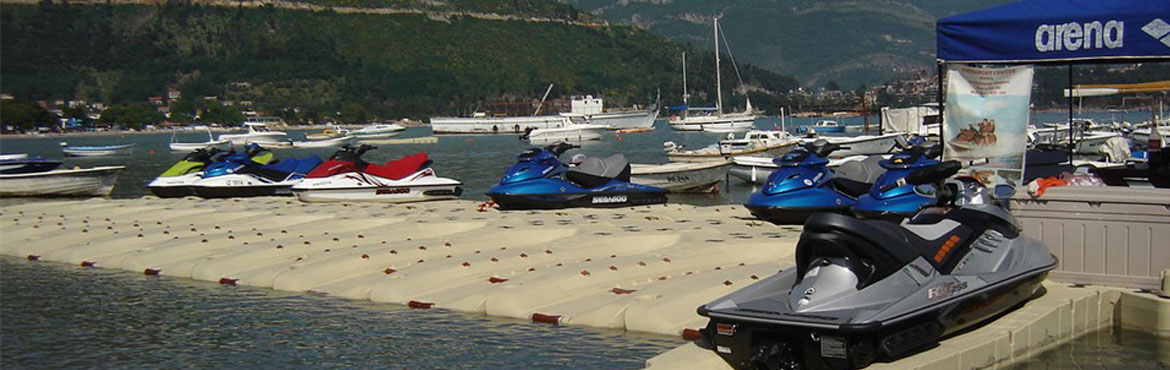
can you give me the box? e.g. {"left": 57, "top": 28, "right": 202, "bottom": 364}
{"left": 0, "top": 122, "right": 429, "bottom": 140}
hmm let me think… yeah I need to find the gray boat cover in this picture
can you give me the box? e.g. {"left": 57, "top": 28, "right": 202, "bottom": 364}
{"left": 566, "top": 154, "right": 631, "bottom": 188}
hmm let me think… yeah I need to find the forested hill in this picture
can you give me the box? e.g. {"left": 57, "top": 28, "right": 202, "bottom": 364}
{"left": 0, "top": 0, "right": 798, "bottom": 122}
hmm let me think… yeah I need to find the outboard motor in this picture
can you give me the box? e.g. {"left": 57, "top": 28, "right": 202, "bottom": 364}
{"left": 744, "top": 140, "right": 886, "bottom": 224}
{"left": 852, "top": 141, "right": 943, "bottom": 221}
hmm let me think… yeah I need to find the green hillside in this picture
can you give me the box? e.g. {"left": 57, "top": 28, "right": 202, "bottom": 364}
{"left": 0, "top": 1, "right": 797, "bottom": 123}
{"left": 561, "top": 0, "right": 1011, "bottom": 88}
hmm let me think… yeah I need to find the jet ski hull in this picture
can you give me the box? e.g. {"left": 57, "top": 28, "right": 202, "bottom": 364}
{"left": 744, "top": 188, "right": 855, "bottom": 224}
{"left": 699, "top": 271, "right": 1048, "bottom": 370}
{"left": 189, "top": 174, "right": 300, "bottom": 198}
{"left": 851, "top": 192, "right": 935, "bottom": 222}
{"left": 486, "top": 177, "right": 667, "bottom": 210}
{"left": 487, "top": 190, "right": 667, "bottom": 210}
{"left": 146, "top": 173, "right": 202, "bottom": 198}
{"left": 293, "top": 170, "right": 463, "bottom": 203}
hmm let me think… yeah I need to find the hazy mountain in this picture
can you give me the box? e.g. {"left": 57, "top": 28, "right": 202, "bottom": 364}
{"left": 560, "top": 0, "right": 1012, "bottom": 89}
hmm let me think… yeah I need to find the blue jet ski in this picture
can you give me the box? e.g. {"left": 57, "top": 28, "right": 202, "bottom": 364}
{"left": 486, "top": 142, "right": 668, "bottom": 210}
{"left": 191, "top": 154, "right": 322, "bottom": 198}
{"left": 744, "top": 140, "right": 885, "bottom": 224}
{"left": 852, "top": 141, "right": 943, "bottom": 221}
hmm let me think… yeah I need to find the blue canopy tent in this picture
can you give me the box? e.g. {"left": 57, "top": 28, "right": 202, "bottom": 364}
{"left": 935, "top": 0, "right": 1170, "bottom": 161}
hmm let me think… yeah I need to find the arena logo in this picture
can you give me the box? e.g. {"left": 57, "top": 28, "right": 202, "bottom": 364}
{"left": 1142, "top": 19, "right": 1170, "bottom": 48}
{"left": 1035, "top": 20, "right": 1124, "bottom": 52}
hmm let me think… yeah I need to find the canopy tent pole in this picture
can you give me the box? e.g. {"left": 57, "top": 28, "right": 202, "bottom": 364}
{"left": 937, "top": 61, "right": 946, "bottom": 150}
{"left": 1068, "top": 64, "right": 1074, "bottom": 165}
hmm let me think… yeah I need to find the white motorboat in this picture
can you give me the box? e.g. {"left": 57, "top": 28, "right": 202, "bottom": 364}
{"left": 630, "top": 160, "right": 732, "bottom": 193}
{"left": 170, "top": 127, "right": 231, "bottom": 152}
{"left": 292, "top": 149, "right": 462, "bottom": 203}
{"left": 729, "top": 155, "right": 887, "bottom": 184}
{"left": 667, "top": 17, "right": 758, "bottom": 132}
{"left": 798, "top": 132, "right": 908, "bottom": 157}
{"left": 292, "top": 135, "right": 355, "bottom": 148}
{"left": 350, "top": 123, "right": 406, "bottom": 138}
{"left": 1028, "top": 126, "right": 1123, "bottom": 154}
{"left": 219, "top": 122, "right": 288, "bottom": 145}
{"left": 664, "top": 130, "right": 799, "bottom": 163}
{"left": 0, "top": 165, "right": 125, "bottom": 197}
{"left": 522, "top": 119, "right": 608, "bottom": 143}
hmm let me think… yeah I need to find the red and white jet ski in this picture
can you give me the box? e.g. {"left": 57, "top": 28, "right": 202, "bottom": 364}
{"left": 291, "top": 144, "right": 462, "bottom": 203}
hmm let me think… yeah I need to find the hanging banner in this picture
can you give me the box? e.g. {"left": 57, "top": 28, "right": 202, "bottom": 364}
{"left": 944, "top": 64, "right": 1033, "bottom": 187}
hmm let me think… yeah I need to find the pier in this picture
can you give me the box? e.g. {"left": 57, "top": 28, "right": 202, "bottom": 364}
{"left": 1, "top": 197, "right": 1166, "bottom": 369}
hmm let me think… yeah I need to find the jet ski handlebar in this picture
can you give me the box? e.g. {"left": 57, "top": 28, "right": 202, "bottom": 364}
{"left": 801, "top": 140, "right": 846, "bottom": 158}
{"left": 547, "top": 142, "right": 581, "bottom": 157}
{"left": 880, "top": 158, "right": 988, "bottom": 192}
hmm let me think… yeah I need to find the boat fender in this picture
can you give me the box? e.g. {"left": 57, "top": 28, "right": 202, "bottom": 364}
{"left": 681, "top": 328, "right": 703, "bottom": 341}
{"left": 531, "top": 313, "right": 562, "bottom": 325}
{"left": 408, "top": 301, "right": 434, "bottom": 309}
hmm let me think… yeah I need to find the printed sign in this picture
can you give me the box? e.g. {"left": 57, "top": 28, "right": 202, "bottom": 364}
{"left": 944, "top": 64, "right": 1033, "bottom": 187}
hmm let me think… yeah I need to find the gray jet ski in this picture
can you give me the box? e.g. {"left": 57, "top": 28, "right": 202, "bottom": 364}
{"left": 697, "top": 160, "right": 1057, "bottom": 370}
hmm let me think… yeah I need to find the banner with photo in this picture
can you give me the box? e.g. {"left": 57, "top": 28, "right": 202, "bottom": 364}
{"left": 944, "top": 64, "right": 1033, "bottom": 187}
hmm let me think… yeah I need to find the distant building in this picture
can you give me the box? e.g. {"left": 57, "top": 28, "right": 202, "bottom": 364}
{"left": 167, "top": 89, "right": 181, "bottom": 101}
{"left": 1, "top": 93, "right": 13, "bottom": 101}
{"left": 149, "top": 97, "right": 164, "bottom": 105}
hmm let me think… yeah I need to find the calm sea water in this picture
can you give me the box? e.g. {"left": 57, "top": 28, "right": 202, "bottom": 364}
{"left": 0, "top": 110, "right": 1155, "bottom": 206}
{"left": 0, "top": 256, "right": 681, "bottom": 369}
{"left": 1005, "top": 325, "right": 1170, "bottom": 370}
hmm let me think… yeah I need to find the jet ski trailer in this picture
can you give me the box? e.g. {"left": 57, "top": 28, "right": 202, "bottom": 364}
{"left": 698, "top": 161, "right": 1057, "bottom": 370}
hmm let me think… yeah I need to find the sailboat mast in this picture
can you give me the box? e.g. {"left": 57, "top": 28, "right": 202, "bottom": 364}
{"left": 682, "top": 52, "right": 689, "bottom": 106}
{"left": 714, "top": 16, "right": 723, "bottom": 115}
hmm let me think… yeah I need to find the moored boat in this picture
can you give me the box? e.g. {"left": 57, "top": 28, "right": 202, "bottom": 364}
{"left": 0, "top": 154, "right": 62, "bottom": 174}
{"left": 60, "top": 143, "right": 135, "bottom": 157}
{"left": 630, "top": 160, "right": 732, "bottom": 193}
{"left": 170, "top": 127, "right": 231, "bottom": 152}
{"left": 664, "top": 130, "right": 798, "bottom": 163}
{"left": 219, "top": 122, "right": 288, "bottom": 145}
{"left": 350, "top": 123, "right": 406, "bottom": 138}
{"left": 0, "top": 164, "right": 125, "bottom": 197}
{"left": 667, "top": 17, "right": 758, "bottom": 132}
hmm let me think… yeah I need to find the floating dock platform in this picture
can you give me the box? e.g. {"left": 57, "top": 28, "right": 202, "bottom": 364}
{"left": 0, "top": 197, "right": 1165, "bottom": 369}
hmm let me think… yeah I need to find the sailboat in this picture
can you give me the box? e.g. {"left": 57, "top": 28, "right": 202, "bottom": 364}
{"left": 668, "top": 16, "right": 758, "bottom": 132}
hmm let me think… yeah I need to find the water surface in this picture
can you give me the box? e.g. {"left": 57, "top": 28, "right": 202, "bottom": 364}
{"left": 0, "top": 257, "right": 680, "bottom": 369}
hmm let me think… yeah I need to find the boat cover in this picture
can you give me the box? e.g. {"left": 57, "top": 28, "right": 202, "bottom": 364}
{"left": 366, "top": 152, "right": 431, "bottom": 180}
{"left": 833, "top": 156, "right": 885, "bottom": 197}
{"left": 566, "top": 154, "right": 631, "bottom": 188}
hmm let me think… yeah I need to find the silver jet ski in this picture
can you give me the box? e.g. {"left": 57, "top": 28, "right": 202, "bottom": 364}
{"left": 697, "top": 160, "right": 1057, "bottom": 370}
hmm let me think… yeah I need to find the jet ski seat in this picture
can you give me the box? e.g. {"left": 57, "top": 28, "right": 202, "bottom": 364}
{"left": 366, "top": 152, "right": 431, "bottom": 180}
{"left": 833, "top": 156, "right": 885, "bottom": 198}
{"left": 258, "top": 155, "right": 323, "bottom": 181}
{"left": 798, "top": 212, "right": 985, "bottom": 287}
{"left": 566, "top": 154, "right": 632, "bottom": 188}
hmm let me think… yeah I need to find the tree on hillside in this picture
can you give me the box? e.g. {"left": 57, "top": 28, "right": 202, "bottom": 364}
{"left": 98, "top": 104, "right": 164, "bottom": 130}
{"left": 0, "top": 100, "right": 58, "bottom": 132}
